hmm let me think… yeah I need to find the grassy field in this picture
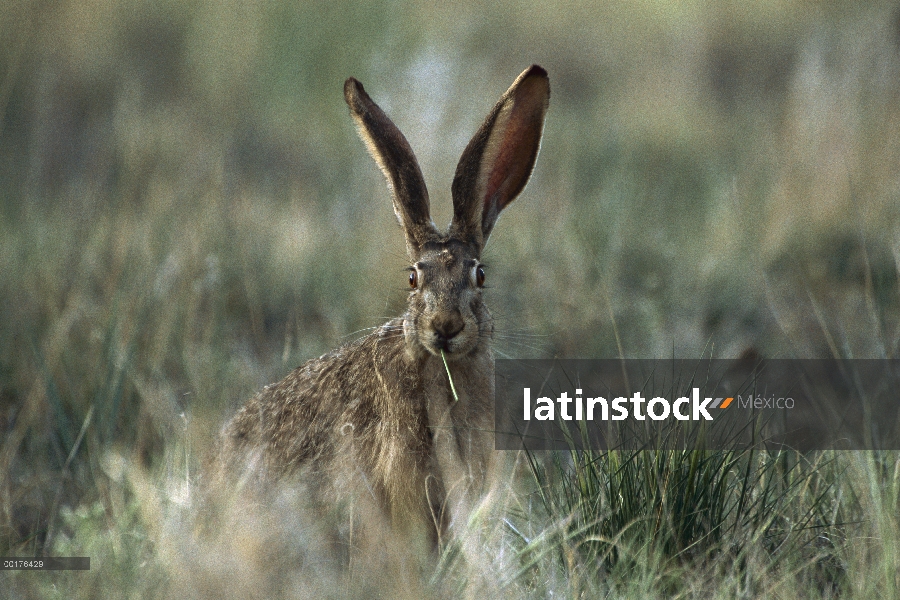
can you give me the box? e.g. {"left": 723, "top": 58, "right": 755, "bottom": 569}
{"left": 2, "top": 0, "right": 900, "bottom": 597}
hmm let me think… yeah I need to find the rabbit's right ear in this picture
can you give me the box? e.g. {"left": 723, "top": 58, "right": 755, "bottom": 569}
{"left": 345, "top": 78, "right": 439, "bottom": 257}
{"left": 450, "top": 65, "right": 549, "bottom": 250}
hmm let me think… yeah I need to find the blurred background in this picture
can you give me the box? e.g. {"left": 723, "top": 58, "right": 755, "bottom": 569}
{"left": 1, "top": 0, "right": 900, "bottom": 563}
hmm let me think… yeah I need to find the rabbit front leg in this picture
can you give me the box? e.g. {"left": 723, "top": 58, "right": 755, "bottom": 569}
{"left": 424, "top": 356, "right": 494, "bottom": 535}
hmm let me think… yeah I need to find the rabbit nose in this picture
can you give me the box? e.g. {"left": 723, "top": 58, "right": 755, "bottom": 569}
{"left": 432, "top": 313, "right": 465, "bottom": 345}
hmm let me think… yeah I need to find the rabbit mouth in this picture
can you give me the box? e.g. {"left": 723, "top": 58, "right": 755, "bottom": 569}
{"left": 424, "top": 340, "right": 470, "bottom": 357}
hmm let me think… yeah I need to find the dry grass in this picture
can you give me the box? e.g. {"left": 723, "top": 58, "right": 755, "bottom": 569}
{"left": 2, "top": 0, "right": 900, "bottom": 597}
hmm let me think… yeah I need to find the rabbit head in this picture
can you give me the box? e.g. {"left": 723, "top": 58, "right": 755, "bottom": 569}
{"left": 344, "top": 65, "right": 549, "bottom": 361}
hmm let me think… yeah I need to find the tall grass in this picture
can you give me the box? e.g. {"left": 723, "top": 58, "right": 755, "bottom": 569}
{"left": 2, "top": 0, "right": 900, "bottom": 597}
{"left": 516, "top": 442, "right": 843, "bottom": 593}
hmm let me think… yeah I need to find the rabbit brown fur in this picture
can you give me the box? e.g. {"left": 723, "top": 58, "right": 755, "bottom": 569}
{"left": 217, "top": 65, "right": 550, "bottom": 551}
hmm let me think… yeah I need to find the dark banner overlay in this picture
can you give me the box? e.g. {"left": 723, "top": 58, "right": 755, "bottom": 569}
{"left": 495, "top": 359, "right": 900, "bottom": 451}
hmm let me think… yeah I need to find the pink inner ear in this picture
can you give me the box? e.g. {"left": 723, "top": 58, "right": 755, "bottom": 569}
{"left": 482, "top": 77, "right": 547, "bottom": 215}
{"left": 483, "top": 120, "right": 536, "bottom": 213}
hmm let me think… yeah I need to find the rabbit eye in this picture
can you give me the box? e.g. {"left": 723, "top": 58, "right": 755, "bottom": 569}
{"left": 475, "top": 266, "right": 486, "bottom": 287}
{"left": 409, "top": 270, "right": 418, "bottom": 289}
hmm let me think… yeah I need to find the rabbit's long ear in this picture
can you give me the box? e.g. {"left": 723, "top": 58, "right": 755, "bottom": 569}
{"left": 345, "top": 78, "right": 438, "bottom": 257}
{"left": 450, "top": 65, "right": 549, "bottom": 250}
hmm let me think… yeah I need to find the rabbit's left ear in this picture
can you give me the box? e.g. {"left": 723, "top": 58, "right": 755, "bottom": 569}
{"left": 450, "top": 65, "right": 549, "bottom": 249}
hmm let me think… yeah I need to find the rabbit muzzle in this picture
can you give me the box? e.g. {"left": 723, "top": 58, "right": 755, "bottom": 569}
{"left": 430, "top": 312, "right": 465, "bottom": 350}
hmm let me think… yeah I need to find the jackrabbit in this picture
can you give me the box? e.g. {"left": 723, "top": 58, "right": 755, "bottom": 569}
{"left": 217, "top": 65, "right": 550, "bottom": 551}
